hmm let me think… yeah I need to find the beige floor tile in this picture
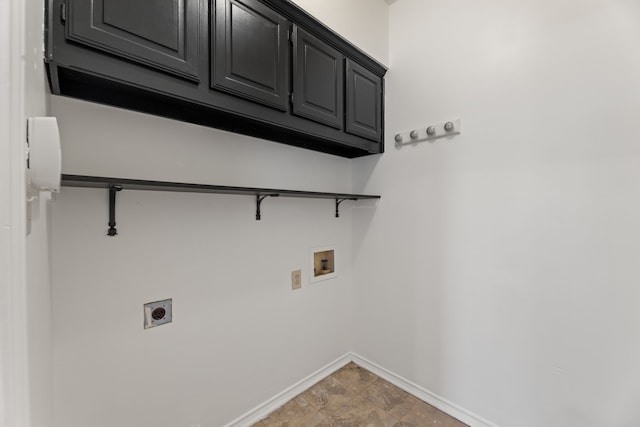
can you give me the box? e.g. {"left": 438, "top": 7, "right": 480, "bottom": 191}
{"left": 331, "top": 362, "right": 378, "bottom": 393}
{"left": 258, "top": 399, "right": 331, "bottom": 427}
{"left": 292, "top": 394, "right": 316, "bottom": 412}
{"left": 325, "top": 395, "right": 399, "bottom": 427}
{"left": 253, "top": 364, "right": 465, "bottom": 427}
{"left": 362, "top": 379, "right": 418, "bottom": 419}
{"left": 396, "top": 400, "right": 468, "bottom": 427}
{"left": 300, "top": 375, "right": 357, "bottom": 413}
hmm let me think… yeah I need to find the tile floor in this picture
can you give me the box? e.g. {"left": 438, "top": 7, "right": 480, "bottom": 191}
{"left": 252, "top": 363, "right": 468, "bottom": 427}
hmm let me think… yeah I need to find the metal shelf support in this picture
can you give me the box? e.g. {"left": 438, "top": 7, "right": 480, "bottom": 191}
{"left": 256, "top": 194, "right": 280, "bottom": 220}
{"left": 107, "top": 185, "right": 122, "bottom": 236}
{"left": 335, "top": 198, "right": 357, "bottom": 218}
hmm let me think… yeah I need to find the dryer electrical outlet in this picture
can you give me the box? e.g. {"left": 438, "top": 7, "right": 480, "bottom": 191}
{"left": 144, "top": 299, "right": 172, "bottom": 329}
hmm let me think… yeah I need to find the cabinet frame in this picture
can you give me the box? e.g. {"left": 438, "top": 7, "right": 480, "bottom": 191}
{"left": 66, "top": 0, "right": 200, "bottom": 80}
{"left": 46, "top": 0, "right": 387, "bottom": 158}
{"left": 211, "top": 0, "right": 290, "bottom": 111}
{"left": 345, "top": 58, "right": 383, "bottom": 143}
{"left": 292, "top": 25, "right": 344, "bottom": 129}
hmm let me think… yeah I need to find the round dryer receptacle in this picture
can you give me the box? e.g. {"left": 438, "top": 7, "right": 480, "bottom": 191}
{"left": 151, "top": 307, "right": 166, "bottom": 320}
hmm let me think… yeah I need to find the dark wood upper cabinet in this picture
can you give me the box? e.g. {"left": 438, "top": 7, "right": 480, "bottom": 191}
{"left": 66, "top": 0, "right": 200, "bottom": 80}
{"left": 292, "top": 25, "right": 343, "bottom": 129}
{"left": 212, "top": 0, "right": 289, "bottom": 111}
{"left": 345, "top": 59, "right": 383, "bottom": 142}
{"left": 48, "top": 0, "right": 387, "bottom": 157}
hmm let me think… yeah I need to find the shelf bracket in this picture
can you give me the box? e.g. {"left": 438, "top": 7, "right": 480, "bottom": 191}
{"left": 107, "top": 185, "right": 123, "bottom": 236}
{"left": 335, "top": 198, "right": 357, "bottom": 218}
{"left": 256, "top": 194, "right": 279, "bottom": 220}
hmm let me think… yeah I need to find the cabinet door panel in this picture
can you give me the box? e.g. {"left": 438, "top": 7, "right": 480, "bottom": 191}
{"left": 67, "top": 0, "right": 199, "bottom": 80}
{"left": 345, "top": 59, "right": 382, "bottom": 142}
{"left": 292, "top": 26, "right": 343, "bottom": 129}
{"left": 212, "top": 0, "right": 288, "bottom": 111}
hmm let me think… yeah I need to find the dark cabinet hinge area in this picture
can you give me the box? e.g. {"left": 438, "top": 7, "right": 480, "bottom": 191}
{"left": 60, "top": 2, "right": 67, "bottom": 24}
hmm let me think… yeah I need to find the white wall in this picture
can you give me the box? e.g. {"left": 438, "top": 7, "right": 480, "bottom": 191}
{"left": 293, "top": 0, "right": 389, "bottom": 65}
{"left": 51, "top": 99, "right": 355, "bottom": 427}
{"left": 352, "top": 0, "right": 640, "bottom": 426}
{"left": 49, "top": 1, "right": 389, "bottom": 426}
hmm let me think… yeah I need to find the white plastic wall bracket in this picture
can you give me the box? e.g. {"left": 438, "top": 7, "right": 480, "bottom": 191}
{"left": 26, "top": 117, "right": 61, "bottom": 193}
{"left": 26, "top": 117, "right": 62, "bottom": 235}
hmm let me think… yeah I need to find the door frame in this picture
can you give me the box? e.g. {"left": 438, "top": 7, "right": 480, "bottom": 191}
{"left": 0, "top": 0, "right": 30, "bottom": 425}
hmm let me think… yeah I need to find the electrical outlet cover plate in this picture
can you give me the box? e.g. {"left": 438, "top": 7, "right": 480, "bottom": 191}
{"left": 144, "top": 299, "right": 172, "bottom": 329}
{"left": 292, "top": 270, "right": 302, "bottom": 290}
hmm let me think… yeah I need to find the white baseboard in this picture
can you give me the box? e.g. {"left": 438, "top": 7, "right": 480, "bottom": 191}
{"left": 223, "top": 353, "right": 352, "bottom": 427}
{"left": 351, "top": 353, "right": 498, "bottom": 427}
{"left": 224, "top": 352, "right": 497, "bottom": 427}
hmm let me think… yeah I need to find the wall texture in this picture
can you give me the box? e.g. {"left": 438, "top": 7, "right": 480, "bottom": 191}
{"left": 49, "top": 1, "right": 389, "bottom": 426}
{"left": 351, "top": 0, "right": 640, "bottom": 426}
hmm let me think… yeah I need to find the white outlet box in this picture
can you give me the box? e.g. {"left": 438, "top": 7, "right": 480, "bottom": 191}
{"left": 310, "top": 246, "right": 337, "bottom": 283}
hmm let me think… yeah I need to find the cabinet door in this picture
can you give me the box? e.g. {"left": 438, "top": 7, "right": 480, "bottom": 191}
{"left": 292, "top": 26, "right": 343, "bottom": 129}
{"left": 66, "top": 0, "right": 199, "bottom": 80}
{"left": 345, "top": 59, "right": 382, "bottom": 142}
{"left": 212, "top": 0, "right": 289, "bottom": 111}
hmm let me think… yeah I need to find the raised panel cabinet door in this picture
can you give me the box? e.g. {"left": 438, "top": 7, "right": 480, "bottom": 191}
{"left": 345, "top": 59, "right": 382, "bottom": 142}
{"left": 292, "top": 26, "right": 343, "bottom": 129}
{"left": 66, "top": 0, "right": 199, "bottom": 80}
{"left": 212, "top": 0, "right": 289, "bottom": 111}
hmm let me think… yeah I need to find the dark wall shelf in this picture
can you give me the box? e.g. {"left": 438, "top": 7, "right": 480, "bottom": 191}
{"left": 61, "top": 174, "right": 381, "bottom": 235}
